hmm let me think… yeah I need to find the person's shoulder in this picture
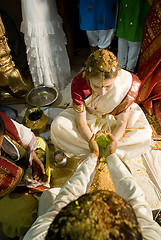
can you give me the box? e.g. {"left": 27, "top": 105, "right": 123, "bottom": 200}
{"left": 120, "top": 69, "right": 141, "bottom": 86}
{"left": 72, "top": 70, "right": 86, "bottom": 85}
{"left": 119, "top": 69, "right": 132, "bottom": 78}
{"left": 71, "top": 70, "right": 90, "bottom": 93}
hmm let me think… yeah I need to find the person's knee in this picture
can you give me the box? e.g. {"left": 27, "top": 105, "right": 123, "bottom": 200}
{"left": 51, "top": 116, "right": 64, "bottom": 133}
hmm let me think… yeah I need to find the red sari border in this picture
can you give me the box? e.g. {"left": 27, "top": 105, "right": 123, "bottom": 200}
{"left": 110, "top": 74, "right": 141, "bottom": 115}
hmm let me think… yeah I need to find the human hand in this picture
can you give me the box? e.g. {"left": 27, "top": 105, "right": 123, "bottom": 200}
{"left": 104, "top": 132, "right": 117, "bottom": 158}
{"left": 95, "top": 130, "right": 117, "bottom": 158}
{"left": 88, "top": 134, "right": 99, "bottom": 158}
{"left": 32, "top": 152, "right": 47, "bottom": 182}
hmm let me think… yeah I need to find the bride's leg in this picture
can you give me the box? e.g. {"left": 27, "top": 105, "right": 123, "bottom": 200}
{"left": 51, "top": 108, "right": 90, "bottom": 158}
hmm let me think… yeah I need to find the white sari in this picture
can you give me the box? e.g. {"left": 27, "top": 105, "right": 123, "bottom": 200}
{"left": 51, "top": 69, "right": 161, "bottom": 210}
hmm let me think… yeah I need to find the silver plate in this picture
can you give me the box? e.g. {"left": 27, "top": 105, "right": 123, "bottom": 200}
{"left": 26, "top": 86, "right": 59, "bottom": 107}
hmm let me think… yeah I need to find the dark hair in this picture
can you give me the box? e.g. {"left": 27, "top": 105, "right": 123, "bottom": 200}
{"left": 46, "top": 190, "right": 142, "bottom": 240}
{"left": 0, "top": 116, "right": 5, "bottom": 136}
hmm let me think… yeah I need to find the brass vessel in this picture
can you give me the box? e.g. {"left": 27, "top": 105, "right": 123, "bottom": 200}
{"left": 24, "top": 107, "right": 48, "bottom": 135}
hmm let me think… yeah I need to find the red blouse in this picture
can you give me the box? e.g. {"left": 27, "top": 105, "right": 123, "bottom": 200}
{"left": 71, "top": 71, "right": 92, "bottom": 106}
{"left": 71, "top": 70, "right": 141, "bottom": 115}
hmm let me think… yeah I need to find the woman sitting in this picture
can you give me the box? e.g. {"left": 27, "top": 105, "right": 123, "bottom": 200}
{"left": 51, "top": 49, "right": 161, "bottom": 216}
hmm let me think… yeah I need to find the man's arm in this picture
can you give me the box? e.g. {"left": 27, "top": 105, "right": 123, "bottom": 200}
{"left": 23, "top": 153, "right": 98, "bottom": 240}
{"left": 107, "top": 153, "right": 161, "bottom": 239}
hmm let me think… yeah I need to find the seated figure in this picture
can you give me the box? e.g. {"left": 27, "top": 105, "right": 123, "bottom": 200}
{"left": 51, "top": 49, "right": 161, "bottom": 216}
{"left": 0, "top": 112, "right": 50, "bottom": 238}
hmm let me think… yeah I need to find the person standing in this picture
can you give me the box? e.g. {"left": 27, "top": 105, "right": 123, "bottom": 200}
{"left": 116, "top": 0, "right": 152, "bottom": 73}
{"left": 79, "top": 0, "right": 118, "bottom": 52}
{"left": 21, "top": 0, "right": 71, "bottom": 90}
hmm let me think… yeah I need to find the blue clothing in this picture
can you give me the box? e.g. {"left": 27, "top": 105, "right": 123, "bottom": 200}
{"left": 79, "top": 0, "right": 118, "bottom": 31}
{"left": 0, "top": 104, "right": 17, "bottom": 120}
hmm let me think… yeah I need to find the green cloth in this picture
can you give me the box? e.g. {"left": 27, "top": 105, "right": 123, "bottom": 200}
{"left": 0, "top": 193, "right": 38, "bottom": 238}
{"left": 116, "top": 0, "right": 150, "bottom": 42}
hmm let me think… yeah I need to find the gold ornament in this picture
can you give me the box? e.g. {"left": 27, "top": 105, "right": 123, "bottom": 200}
{"left": 0, "top": 15, "right": 32, "bottom": 98}
{"left": 85, "top": 49, "right": 119, "bottom": 80}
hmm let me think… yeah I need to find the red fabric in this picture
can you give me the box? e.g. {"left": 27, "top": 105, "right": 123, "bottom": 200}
{"left": 0, "top": 156, "right": 23, "bottom": 197}
{"left": 71, "top": 70, "right": 92, "bottom": 106}
{"left": 0, "top": 112, "right": 23, "bottom": 146}
{"left": 136, "top": 0, "right": 161, "bottom": 111}
{"left": 142, "top": 63, "right": 161, "bottom": 110}
{"left": 13, "top": 185, "right": 50, "bottom": 194}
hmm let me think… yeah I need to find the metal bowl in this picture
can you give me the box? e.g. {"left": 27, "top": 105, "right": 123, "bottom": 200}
{"left": 54, "top": 150, "right": 67, "bottom": 167}
{"left": 26, "top": 86, "right": 59, "bottom": 107}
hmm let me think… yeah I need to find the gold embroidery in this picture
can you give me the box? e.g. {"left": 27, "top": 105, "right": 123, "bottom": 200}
{"left": 88, "top": 1, "right": 93, "bottom": 13}
{"left": 136, "top": 75, "right": 153, "bottom": 104}
{"left": 73, "top": 103, "right": 86, "bottom": 113}
{"left": 110, "top": 77, "right": 141, "bottom": 115}
{"left": 0, "top": 167, "right": 10, "bottom": 185}
{"left": 0, "top": 157, "right": 24, "bottom": 196}
{"left": 99, "top": 15, "right": 104, "bottom": 25}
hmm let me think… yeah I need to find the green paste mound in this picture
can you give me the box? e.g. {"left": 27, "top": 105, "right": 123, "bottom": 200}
{"left": 96, "top": 132, "right": 111, "bottom": 158}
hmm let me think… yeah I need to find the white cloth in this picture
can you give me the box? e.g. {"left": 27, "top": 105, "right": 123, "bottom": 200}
{"left": 23, "top": 153, "right": 161, "bottom": 240}
{"left": 2, "top": 119, "right": 37, "bottom": 164}
{"left": 86, "top": 29, "right": 115, "bottom": 48}
{"left": 21, "top": 0, "right": 71, "bottom": 90}
{"left": 51, "top": 103, "right": 152, "bottom": 160}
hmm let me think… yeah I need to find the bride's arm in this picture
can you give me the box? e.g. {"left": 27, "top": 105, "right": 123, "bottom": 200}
{"left": 74, "top": 110, "right": 92, "bottom": 142}
{"left": 112, "top": 108, "right": 131, "bottom": 142}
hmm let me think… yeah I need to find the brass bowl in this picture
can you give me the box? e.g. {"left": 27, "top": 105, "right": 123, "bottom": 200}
{"left": 24, "top": 107, "right": 48, "bottom": 134}
{"left": 26, "top": 86, "right": 59, "bottom": 107}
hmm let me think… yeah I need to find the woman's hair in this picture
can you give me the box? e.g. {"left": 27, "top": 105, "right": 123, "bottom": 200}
{"left": 84, "top": 49, "right": 120, "bottom": 81}
{"left": 46, "top": 190, "right": 142, "bottom": 240}
{"left": 0, "top": 116, "right": 5, "bottom": 136}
